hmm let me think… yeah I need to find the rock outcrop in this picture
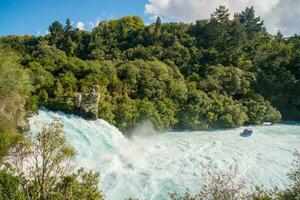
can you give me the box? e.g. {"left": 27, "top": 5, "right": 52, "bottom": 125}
{"left": 16, "top": 97, "right": 29, "bottom": 132}
{"left": 74, "top": 85, "right": 101, "bottom": 119}
{"left": 0, "top": 95, "right": 29, "bottom": 132}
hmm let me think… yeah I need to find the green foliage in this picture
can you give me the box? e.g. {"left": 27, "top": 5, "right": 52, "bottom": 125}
{"left": 243, "top": 94, "right": 281, "bottom": 124}
{"left": 0, "top": 47, "right": 31, "bottom": 98}
{"left": 0, "top": 170, "right": 25, "bottom": 200}
{"left": 48, "top": 21, "right": 64, "bottom": 46}
{"left": 177, "top": 90, "right": 211, "bottom": 130}
{"left": 239, "top": 6, "right": 264, "bottom": 39}
{"left": 0, "top": 46, "right": 32, "bottom": 161}
{"left": 54, "top": 168, "right": 104, "bottom": 200}
{"left": 5, "top": 5, "right": 300, "bottom": 132}
{"left": 2, "top": 7, "right": 300, "bottom": 195}
{"left": 7, "top": 120, "right": 104, "bottom": 200}
{"left": 0, "top": 43, "right": 104, "bottom": 200}
{"left": 201, "top": 65, "right": 255, "bottom": 96}
{"left": 156, "top": 16, "right": 162, "bottom": 27}
{"left": 13, "top": 120, "right": 76, "bottom": 199}
{"left": 0, "top": 132, "right": 21, "bottom": 163}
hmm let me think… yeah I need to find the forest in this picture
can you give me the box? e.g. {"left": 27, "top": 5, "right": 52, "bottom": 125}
{"left": 2, "top": 6, "right": 300, "bottom": 132}
{"left": 0, "top": 5, "right": 300, "bottom": 200}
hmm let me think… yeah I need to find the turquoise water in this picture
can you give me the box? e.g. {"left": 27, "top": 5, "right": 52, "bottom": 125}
{"left": 29, "top": 110, "right": 300, "bottom": 200}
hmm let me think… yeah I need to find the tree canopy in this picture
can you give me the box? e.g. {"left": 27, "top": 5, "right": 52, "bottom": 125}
{"left": 2, "top": 6, "right": 299, "bottom": 132}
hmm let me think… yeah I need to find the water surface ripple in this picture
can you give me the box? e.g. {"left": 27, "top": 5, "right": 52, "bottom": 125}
{"left": 29, "top": 110, "right": 300, "bottom": 200}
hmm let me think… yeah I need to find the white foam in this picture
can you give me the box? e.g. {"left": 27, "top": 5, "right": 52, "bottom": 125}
{"left": 29, "top": 110, "right": 300, "bottom": 200}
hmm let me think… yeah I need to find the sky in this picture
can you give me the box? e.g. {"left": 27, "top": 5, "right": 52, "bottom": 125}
{"left": 0, "top": 0, "right": 299, "bottom": 36}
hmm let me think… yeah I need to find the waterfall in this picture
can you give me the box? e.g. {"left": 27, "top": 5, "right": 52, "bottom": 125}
{"left": 29, "top": 109, "right": 300, "bottom": 200}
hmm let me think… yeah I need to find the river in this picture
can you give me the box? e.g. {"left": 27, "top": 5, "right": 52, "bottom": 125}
{"left": 29, "top": 110, "right": 300, "bottom": 200}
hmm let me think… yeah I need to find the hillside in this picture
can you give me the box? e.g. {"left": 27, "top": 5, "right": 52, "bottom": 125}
{"left": 1, "top": 6, "right": 300, "bottom": 132}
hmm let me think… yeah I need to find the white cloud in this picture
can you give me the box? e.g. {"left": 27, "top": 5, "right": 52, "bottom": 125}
{"left": 88, "top": 13, "right": 117, "bottom": 29}
{"left": 264, "top": 0, "right": 300, "bottom": 36}
{"left": 76, "top": 21, "right": 85, "bottom": 30}
{"left": 36, "top": 30, "right": 49, "bottom": 36}
{"left": 88, "top": 20, "right": 101, "bottom": 29}
{"left": 145, "top": 0, "right": 299, "bottom": 36}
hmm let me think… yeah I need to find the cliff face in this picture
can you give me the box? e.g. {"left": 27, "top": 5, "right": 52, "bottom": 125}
{"left": 0, "top": 95, "right": 29, "bottom": 132}
{"left": 74, "top": 85, "right": 101, "bottom": 119}
{"left": 16, "top": 97, "right": 29, "bottom": 132}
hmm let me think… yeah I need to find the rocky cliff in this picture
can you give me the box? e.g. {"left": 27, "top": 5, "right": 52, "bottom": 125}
{"left": 0, "top": 95, "right": 29, "bottom": 132}
{"left": 74, "top": 85, "right": 101, "bottom": 119}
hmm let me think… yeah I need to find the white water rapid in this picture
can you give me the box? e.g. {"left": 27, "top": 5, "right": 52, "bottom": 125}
{"left": 29, "top": 110, "right": 300, "bottom": 200}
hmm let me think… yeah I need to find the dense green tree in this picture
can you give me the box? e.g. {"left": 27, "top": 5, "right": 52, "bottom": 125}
{"left": 177, "top": 90, "right": 212, "bottom": 130}
{"left": 62, "top": 19, "right": 77, "bottom": 56}
{"left": 156, "top": 16, "right": 162, "bottom": 27}
{"left": 0, "top": 170, "right": 25, "bottom": 200}
{"left": 114, "top": 95, "right": 138, "bottom": 131}
{"left": 65, "top": 19, "right": 73, "bottom": 33}
{"left": 48, "top": 21, "right": 64, "bottom": 46}
{"left": 0, "top": 41, "right": 105, "bottom": 200}
{"left": 54, "top": 168, "right": 104, "bottom": 200}
{"left": 243, "top": 94, "right": 281, "bottom": 124}
{"left": 239, "top": 6, "right": 264, "bottom": 39}
{"left": 2, "top": 7, "right": 300, "bottom": 198}
{"left": 9, "top": 120, "right": 104, "bottom": 200}
{"left": 211, "top": 6, "right": 230, "bottom": 23}
{"left": 201, "top": 65, "right": 255, "bottom": 96}
{"left": 5, "top": 5, "right": 300, "bottom": 132}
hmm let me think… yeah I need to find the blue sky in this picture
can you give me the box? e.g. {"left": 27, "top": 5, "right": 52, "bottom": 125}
{"left": 0, "top": 0, "right": 149, "bottom": 36}
{"left": 0, "top": 0, "right": 299, "bottom": 36}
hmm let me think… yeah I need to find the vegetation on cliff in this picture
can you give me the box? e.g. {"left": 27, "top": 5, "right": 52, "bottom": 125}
{"left": 1, "top": 6, "right": 296, "bottom": 131}
{"left": 0, "top": 47, "right": 31, "bottom": 162}
{"left": 0, "top": 5, "right": 299, "bottom": 200}
{"left": 0, "top": 46, "right": 104, "bottom": 200}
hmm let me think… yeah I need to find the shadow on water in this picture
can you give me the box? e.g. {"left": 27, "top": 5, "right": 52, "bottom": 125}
{"left": 239, "top": 132, "right": 252, "bottom": 137}
{"left": 280, "top": 121, "right": 300, "bottom": 126}
{"left": 240, "top": 129, "right": 253, "bottom": 137}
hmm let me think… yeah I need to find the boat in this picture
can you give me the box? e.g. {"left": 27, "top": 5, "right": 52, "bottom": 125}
{"left": 241, "top": 128, "right": 253, "bottom": 137}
